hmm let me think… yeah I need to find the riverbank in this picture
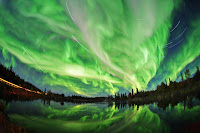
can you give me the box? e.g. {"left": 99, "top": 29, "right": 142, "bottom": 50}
{"left": 127, "top": 80, "right": 200, "bottom": 110}
{"left": 0, "top": 101, "right": 26, "bottom": 133}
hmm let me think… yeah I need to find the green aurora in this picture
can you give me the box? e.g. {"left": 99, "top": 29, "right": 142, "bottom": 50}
{"left": 0, "top": 0, "right": 200, "bottom": 96}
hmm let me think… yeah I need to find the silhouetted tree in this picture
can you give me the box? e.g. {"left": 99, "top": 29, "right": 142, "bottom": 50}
{"left": 10, "top": 66, "right": 13, "bottom": 72}
{"left": 181, "top": 73, "right": 184, "bottom": 81}
{"left": 132, "top": 89, "right": 134, "bottom": 96}
{"left": 169, "top": 78, "right": 172, "bottom": 85}
{"left": 184, "top": 69, "right": 191, "bottom": 79}
{"left": 128, "top": 92, "right": 132, "bottom": 99}
{"left": 197, "top": 66, "right": 199, "bottom": 73}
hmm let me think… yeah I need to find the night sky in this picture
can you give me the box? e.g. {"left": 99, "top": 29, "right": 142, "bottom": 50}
{"left": 0, "top": 0, "right": 200, "bottom": 96}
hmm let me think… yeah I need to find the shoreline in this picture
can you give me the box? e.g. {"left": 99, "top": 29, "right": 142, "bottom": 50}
{"left": 0, "top": 101, "right": 26, "bottom": 133}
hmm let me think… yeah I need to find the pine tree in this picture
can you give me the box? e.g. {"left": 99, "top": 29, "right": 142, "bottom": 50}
{"left": 181, "top": 73, "right": 184, "bottom": 81}
{"left": 184, "top": 69, "right": 191, "bottom": 79}
{"left": 196, "top": 66, "right": 199, "bottom": 73}
{"left": 132, "top": 89, "right": 133, "bottom": 96}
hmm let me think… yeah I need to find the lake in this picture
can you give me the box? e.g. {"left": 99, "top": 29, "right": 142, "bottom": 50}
{"left": 4, "top": 98, "right": 200, "bottom": 133}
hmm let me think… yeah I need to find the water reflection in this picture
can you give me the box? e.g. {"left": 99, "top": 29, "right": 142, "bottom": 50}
{"left": 4, "top": 98, "right": 200, "bottom": 133}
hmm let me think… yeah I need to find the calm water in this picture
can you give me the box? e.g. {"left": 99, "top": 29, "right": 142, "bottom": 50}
{"left": 5, "top": 99, "right": 200, "bottom": 133}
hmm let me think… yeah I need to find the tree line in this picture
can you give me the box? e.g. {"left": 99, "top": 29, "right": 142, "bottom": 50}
{"left": 111, "top": 66, "right": 200, "bottom": 101}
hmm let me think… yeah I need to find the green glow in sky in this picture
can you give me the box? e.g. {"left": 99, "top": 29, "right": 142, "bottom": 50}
{"left": 0, "top": 0, "right": 199, "bottom": 96}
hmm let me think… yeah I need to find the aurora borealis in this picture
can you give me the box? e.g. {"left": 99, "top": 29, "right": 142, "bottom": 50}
{"left": 0, "top": 0, "right": 200, "bottom": 96}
